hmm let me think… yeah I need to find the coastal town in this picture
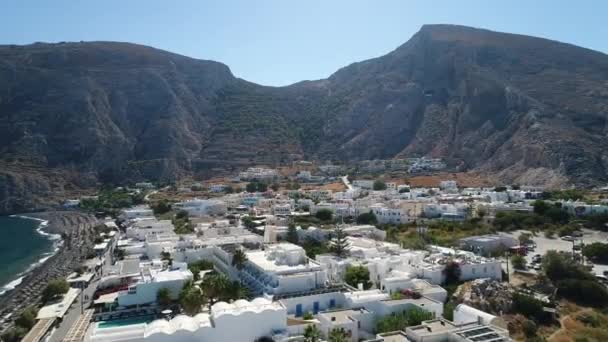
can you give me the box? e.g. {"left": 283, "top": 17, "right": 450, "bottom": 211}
{"left": 2, "top": 161, "right": 608, "bottom": 342}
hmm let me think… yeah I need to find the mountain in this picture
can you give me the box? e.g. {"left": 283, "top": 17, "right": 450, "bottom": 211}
{"left": 1, "top": 25, "right": 608, "bottom": 213}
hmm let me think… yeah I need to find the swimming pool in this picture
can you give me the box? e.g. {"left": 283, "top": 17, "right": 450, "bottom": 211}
{"left": 98, "top": 315, "right": 155, "bottom": 329}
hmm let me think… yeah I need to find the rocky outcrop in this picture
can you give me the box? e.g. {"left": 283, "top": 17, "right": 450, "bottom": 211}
{"left": 1, "top": 25, "right": 608, "bottom": 213}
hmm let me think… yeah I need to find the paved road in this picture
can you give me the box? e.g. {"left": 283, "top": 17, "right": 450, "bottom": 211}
{"left": 47, "top": 248, "right": 112, "bottom": 342}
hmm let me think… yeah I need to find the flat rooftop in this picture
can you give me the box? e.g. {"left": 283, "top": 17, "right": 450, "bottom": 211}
{"left": 382, "top": 296, "right": 440, "bottom": 308}
{"left": 318, "top": 308, "right": 369, "bottom": 325}
{"left": 378, "top": 331, "right": 412, "bottom": 342}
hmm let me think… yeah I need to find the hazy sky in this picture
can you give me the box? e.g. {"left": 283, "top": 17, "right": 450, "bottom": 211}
{"left": 3, "top": 0, "right": 607, "bottom": 86}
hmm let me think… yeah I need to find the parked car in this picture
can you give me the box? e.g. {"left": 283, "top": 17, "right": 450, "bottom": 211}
{"left": 561, "top": 235, "right": 574, "bottom": 241}
{"left": 532, "top": 255, "right": 542, "bottom": 263}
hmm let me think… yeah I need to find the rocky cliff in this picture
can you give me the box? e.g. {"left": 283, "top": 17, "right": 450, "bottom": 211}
{"left": 1, "top": 25, "right": 607, "bottom": 213}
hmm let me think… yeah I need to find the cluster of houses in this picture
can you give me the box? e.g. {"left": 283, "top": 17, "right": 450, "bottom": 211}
{"left": 81, "top": 182, "right": 514, "bottom": 341}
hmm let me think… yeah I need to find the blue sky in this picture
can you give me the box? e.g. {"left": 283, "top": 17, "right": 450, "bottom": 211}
{"left": 2, "top": 0, "right": 607, "bottom": 86}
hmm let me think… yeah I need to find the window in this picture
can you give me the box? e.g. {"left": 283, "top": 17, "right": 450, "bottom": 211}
{"left": 472, "top": 268, "right": 476, "bottom": 274}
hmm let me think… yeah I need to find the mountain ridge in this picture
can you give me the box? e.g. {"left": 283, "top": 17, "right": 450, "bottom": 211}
{"left": 1, "top": 25, "right": 607, "bottom": 213}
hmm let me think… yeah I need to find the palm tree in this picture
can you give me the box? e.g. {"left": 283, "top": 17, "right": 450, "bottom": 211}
{"left": 226, "top": 281, "right": 249, "bottom": 300}
{"left": 179, "top": 284, "right": 206, "bottom": 316}
{"left": 156, "top": 287, "right": 172, "bottom": 308}
{"left": 303, "top": 324, "right": 322, "bottom": 342}
{"left": 328, "top": 328, "right": 348, "bottom": 342}
{"left": 202, "top": 273, "right": 230, "bottom": 307}
{"left": 232, "top": 249, "right": 248, "bottom": 270}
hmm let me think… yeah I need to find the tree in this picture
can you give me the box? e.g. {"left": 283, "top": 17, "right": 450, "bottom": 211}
{"left": 582, "top": 242, "right": 608, "bottom": 263}
{"left": 541, "top": 251, "right": 608, "bottom": 306}
{"left": 246, "top": 182, "right": 268, "bottom": 193}
{"left": 225, "top": 281, "right": 249, "bottom": 301}
{"left": 270, "top": 183, "right": 280, "bottom": 191}
{"left": 533, "top": 200, "right": 550, "bottom": 215}
{"left": 286, "top": 224, "right": 299, "bottom": 244}
{"left": 160, "top": 251, "right": 173, "bottom": 266}
{"left": 157, "top": 287, "right": 172, "bottom": 307}
{"left": 328, "top": 328, "right": 348, "bottom": 342}
{"left": 1, "top": 327, "right": 28, "bottom": 342}
{"left": 202, "top": 273, "right": 230, "bottom": 306}
{"left": 442, "top": 261, "right": 461, "bottom": 285}
{"left": 242, "top": 216, "right": 256, "bottom": 229}
{"left": 175, "top": 210, "right": 189, "bottom": 220}
{"left": 151, "top": 200, "right": 171, "bottom": 215}
{"left": 303, "top": 324, "right": 322, "bottom": 342}
{"left": 315, "top": 209, "right": 333, "bottom": 221}
{"left": 179, "top": 284, "right": 206, "bottom": 316}
{"left": 399, "top": 187, "right": 410, "bottom": 193}
{"left": 15, "top": 306, "right": 38, "bottom": 330}
{"left": 344, "top": 265, "right": 371, "bottom": 289}
{"left": 521, "top": 319, "right": 537, "bottom": 338}
{"left": 541, "top": 251, "right": 593, "bottom": 282}
{"left": 512, "top": 293, "right": 544, "bottom": 320}
{"left": 232, "top": 249, "right": 248, "bottom": 271}
{"left": 330, "top": 225, "right": 350, "bottom": 258}
{"left": 494, "top": 186, "right": 507, "bottom": 192}
{"left": 42, "top": 278, "right": 69, "bottom": 302}
{"left": 356, "top": 212, "right": 377, "bottom": 225}
{"left": 518, "top": 233, "right": 533, "bottom": 246}
{"left": 373, "top": 180, "right": 387, "bottom": 191}
{"left": 375, "top": 308, "right": 434, "bottom": 333}
{"left": 511, "top": 255, "right": 526, "bottom": 270}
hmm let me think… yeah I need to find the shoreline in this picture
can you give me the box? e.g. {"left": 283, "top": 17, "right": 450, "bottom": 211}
{"left": 0, "top": 215, "right": 64, "bottom": 296}
{"left": 0, "top": 211, "right": 98, "bottom": 333}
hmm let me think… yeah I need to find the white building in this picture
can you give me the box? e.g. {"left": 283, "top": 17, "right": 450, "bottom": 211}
{"left": 121, "top": 206, "right": 154, "bottom": 220}
{"left": 116, "top": 266, "right": 193, "bottom": 307}
{"left": 352, "top": 180, "right": 374, "bottom": 189}
{"left": 440, "top": 180, "right": 458, "bottom": 192}
{"left": 459, "top": 234, "right": 519, "bottom": 255}
{"left": 272, "top": 203, "right": 292, "bottom": 216}
{"left": 405, "top": 318, "right": 511, "bottom": 342}
{"left": 240, "top": 243, "right": 328, "bottom": 296}
{"left": 126, "top": 219, "right": 175, "bottom": 241}
{"left": 239, "top": 167, "right": 279, "bottom": 181}
{"left": 174, "top": 199, "right": 227, "bottom": 217}
{"left": 87, "top": 298, "right": 287, "bottom": 342}
{"left": 370, "top": 204, "right": 408, "bottom": 224}
{"left": 209, "top": 184, "right": 227, "bottom": 193}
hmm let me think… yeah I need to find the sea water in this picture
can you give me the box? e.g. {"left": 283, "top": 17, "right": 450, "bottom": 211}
{"left": 0, "top": 216, "right": 61, "bottom": 296}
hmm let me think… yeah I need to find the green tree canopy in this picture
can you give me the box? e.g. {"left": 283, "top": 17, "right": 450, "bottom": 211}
{"left": 42, "top": 278, "right": 69, "bottom": 302}
{"left": 315, "top": 209, "right": 333, "bottom": 221}
{"left": 157, "top": 287, "right": 172, "bottom": 307}
{"left": 15, "top": 306, "right": 38, "bottom": 330}
{"left": 375, "top": 308, "right": 434, "bottom": 333}
{"left": 179, "top": 284, "right": 206, "bottom": 316}
{"left": 330, "top": 225, "right": 350, "bottom": 257}
{"left": 356, "top": 212, "right": 377, "bottom": 225}
{"left": 373, "top": 180, "right": 387, "bottom": 191}
{"left": 151, "top": 200, "right": 171, "bottom": 215}
{"left": 232, "top": 249, "right": 248, "bottom": 270}
{"left": 303, "top": 324, "right": 322, "bottom": 342}
{"left": 511, "top": 255, "right": 526, "bottom": 270}
{"left": 286, "top": 224, "right": 299, "bottom": 244}
{"left": 344, "top": 265, "right": 372, "bottom": 289}
{"left": 442, "top": 261, "right": 461, "bottom": 285}
{"left": 328, "top": 328, "right": 348, "bottom": 342}
{"left": 582, "top": 242, "right": 608, "bottom": 263}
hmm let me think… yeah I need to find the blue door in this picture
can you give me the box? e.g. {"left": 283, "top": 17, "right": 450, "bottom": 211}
{"left": 295, "top": 304, "right": 303, "bottom": 317}
{"left": 329, "top": 299, "right": 336, "bottom": 308}
{"left": 313, "top": 301, "right": 320, "bottom": 314}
